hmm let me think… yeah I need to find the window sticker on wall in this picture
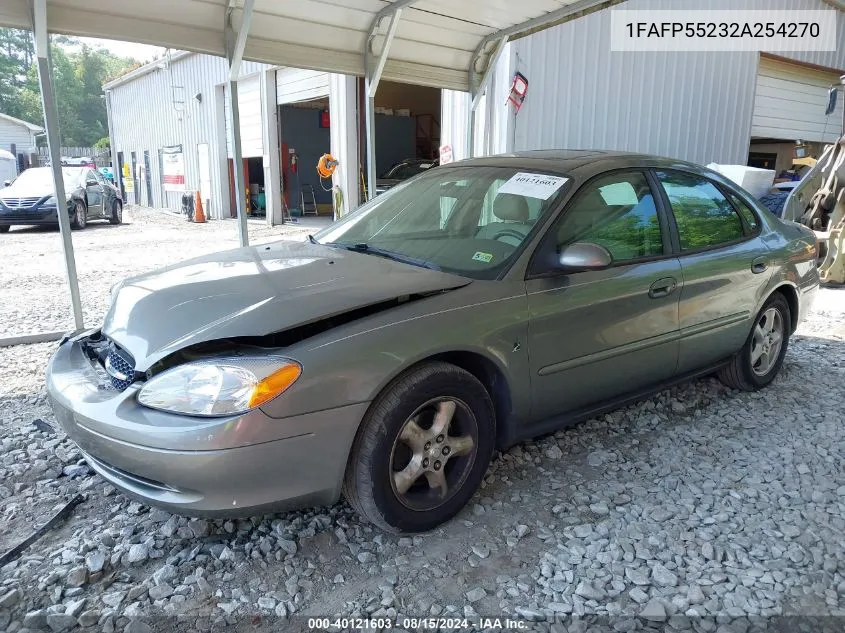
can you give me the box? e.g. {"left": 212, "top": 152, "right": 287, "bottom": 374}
{"left": 497, "top": 172, "right": 568, "bottom": 200}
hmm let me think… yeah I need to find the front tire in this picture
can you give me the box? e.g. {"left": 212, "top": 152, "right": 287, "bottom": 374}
{"left": 718, "top": 293, "right": 790, "bottom": 391}
{"left": 70, "top": 201, "right": 87, "bottom": 230}
{"left": 110, "top": 200, "right": 122, "bottom": 225}
{"left": 343, "top": 362, "right": 495, "bottom": 533}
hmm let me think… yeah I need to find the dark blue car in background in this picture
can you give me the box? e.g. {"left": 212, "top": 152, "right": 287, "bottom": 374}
{"left": 0, "top": 166, "right": 122, "bottom": 233}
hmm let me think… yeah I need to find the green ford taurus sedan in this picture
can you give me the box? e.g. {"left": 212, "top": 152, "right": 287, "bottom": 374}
{"left": 47, "top": 151, "right": 819, "bottom": 533}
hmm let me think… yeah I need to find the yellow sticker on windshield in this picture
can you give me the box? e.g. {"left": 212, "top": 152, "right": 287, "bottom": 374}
{"left": 472, "top": 251, "right": 493, "bottom": 263}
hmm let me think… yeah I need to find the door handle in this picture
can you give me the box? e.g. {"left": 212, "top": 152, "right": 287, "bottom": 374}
{"left": 648, "top": 277, "right": 677, "bottom": 299}
{"left": 751, "top": 257, "right": 768, "bottom": 274}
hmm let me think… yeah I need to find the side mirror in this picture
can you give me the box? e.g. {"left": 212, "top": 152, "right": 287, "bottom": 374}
{"left": 2, "top": 180, "right": 10, "bottom": 188}
{"left": 826, "top": 85, "right": 838, "bottom": 116}
{"left": 559, "top": 242, "right": 613, "bottom": 271}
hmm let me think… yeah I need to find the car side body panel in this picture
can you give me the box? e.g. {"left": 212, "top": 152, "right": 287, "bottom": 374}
{"left": 259, "top": 280, "right": 533, "bottom": 431}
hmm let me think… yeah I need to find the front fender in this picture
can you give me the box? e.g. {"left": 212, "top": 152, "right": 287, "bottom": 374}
{"left": 259, "top": 281, "right": 532, "bottom": 428}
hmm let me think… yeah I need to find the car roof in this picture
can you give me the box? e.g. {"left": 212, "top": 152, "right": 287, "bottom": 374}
{"left": 452, "top": 149, "right": 712, "bottom": 180}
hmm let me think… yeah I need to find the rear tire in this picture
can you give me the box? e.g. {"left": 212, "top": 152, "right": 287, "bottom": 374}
{"left": 110, "top": 200, "right": 122, "bottom": 225}
{"left": 718, "top": 293, "right": 790, "bottom": 391}
{"left": 71, "top": 201, "right": 87, "bottom": 230}
{"left": 0, "top": 225, "right": 9, "bottom": 233}
{"left": 343, "top": 362, "right": 495, "bottom": 533}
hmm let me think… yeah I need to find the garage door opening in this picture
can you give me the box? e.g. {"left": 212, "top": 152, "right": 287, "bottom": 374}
{"left": 280, "top": 98, "right": 331, "bottom": 217}
{"left": 363, "top": 80, "right": 441, "bottom": 198}
{"left": 748, "top": 56, "right": 844, "bottom": 180}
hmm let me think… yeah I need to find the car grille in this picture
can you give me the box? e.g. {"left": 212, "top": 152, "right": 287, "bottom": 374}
{"left": 1, "top": 197, "right": 42, "bottom": 209}
{"left": 104, "top": 344, "right": 137, "bottom": 391}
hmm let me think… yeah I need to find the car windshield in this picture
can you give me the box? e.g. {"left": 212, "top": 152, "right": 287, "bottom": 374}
{"left": 382, "top": 161, "right": 434, "bottom": 180}
{"left": 11, "top": 167, "right": 82, "bottom": 189}
{"left": 316, "top": 165, "right": 571, "bottom": 280}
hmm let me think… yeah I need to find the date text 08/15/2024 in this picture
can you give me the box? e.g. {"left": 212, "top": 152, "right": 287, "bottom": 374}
{"left": 307, "top": 617, "right": 528, "bottom": 630}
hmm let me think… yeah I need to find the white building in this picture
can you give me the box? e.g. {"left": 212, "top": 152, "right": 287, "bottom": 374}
{"left": 0, "top": 112, "right": 43, "bottom": 176}
{"left": 105, "top": 0, "right": 845, "bottom": 223}
{"left": 105, "top": 52, "right": 440, "bottom": 222}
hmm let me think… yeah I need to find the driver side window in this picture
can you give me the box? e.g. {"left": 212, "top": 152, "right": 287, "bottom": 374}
{"left": 554, "top": 171, "right": 664, "bottom": 262}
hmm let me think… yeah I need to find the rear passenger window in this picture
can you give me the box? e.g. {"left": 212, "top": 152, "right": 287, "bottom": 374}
{"left": 656, "top": 171, "right": 745, "bottom": 250}
{"left": 555, "top": 171, "right": 664, "bottom": 262}
{"left": 725, "top": 191, "right": 760, "bottom": 233}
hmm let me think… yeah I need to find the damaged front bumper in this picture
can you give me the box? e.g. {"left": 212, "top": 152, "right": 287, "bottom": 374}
{"left": 45, "top": 333, "right": 367, "bottom": 516}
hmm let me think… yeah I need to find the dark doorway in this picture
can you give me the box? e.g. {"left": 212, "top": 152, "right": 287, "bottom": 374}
{"left": 130, "top": 152, "right": 139, "bottom": 205}
{"left": 748, "top": 152, "right": 778, "bottom": 170}
{"left": 143, "top": 151, "right": 153, "bottom": 206}
{"left": 116, "top": 151, "right": 126, "bottom": 202}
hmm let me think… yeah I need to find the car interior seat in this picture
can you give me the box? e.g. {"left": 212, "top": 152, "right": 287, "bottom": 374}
{"left": 475, "top": 194, "right": 533, "bottom": 246}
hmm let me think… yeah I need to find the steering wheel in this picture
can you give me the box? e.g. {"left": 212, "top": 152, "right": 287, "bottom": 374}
{"left": 490, "top": 229, "right": 525, "bottom": 244}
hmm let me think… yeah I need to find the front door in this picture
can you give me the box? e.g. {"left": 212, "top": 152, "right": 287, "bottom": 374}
{"left": 526, "top": 170, "right": 682, "bottom": 421}
{"left": 84, "top": 169, "right": 104, "bottom": 216}
{"left": 653, "top": 169, "right": 773, "bottom": 373}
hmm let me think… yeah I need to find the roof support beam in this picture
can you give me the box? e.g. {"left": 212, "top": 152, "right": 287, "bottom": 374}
{"left": 224, "top": 0, "right": 255, "bottom": 246}
{"left": 225, "top": 0, "right": 255, "bottom": 82}
{"left": 30, "top": 0, "right": 84, "bottom": 331}
{"left": 363, "top": 0, "right": 418, "bottom": 200}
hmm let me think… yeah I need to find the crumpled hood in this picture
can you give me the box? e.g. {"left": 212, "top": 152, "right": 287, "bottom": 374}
{"left": 103, "top": 240, "right": 470, "bottom": 370}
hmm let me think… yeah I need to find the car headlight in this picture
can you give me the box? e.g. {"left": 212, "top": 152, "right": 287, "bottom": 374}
{"left": 137, "top": 357, "right": 301, "bottom": 417}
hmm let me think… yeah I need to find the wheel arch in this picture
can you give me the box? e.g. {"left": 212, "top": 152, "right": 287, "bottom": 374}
{"left": 769, "top": 283, "right": 799, "bottom": 333}
{"left": 364, "top": 349, "right": 514, "bottom": 447}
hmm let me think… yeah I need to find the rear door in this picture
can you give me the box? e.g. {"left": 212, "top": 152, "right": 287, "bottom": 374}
{"left": 525, "top": 170, "right": 682, "bottom": 421}
{"left": 653, "top": 169, "right": 772, "bottom": 374}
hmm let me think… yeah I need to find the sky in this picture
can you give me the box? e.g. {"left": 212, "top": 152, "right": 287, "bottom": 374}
{"left": 68, "top": 37, "right": 168, "bottom": 63}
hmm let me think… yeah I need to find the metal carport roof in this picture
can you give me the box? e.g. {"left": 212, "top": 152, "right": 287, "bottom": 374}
{"left": 0, "top": 0, "right": 621, "bottom": 346}
{"left": 1, "top": 0, "right": 619, "bottom": 91}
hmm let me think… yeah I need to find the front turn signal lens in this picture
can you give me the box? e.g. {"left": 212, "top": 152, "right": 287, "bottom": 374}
{"left": 248, "top": 363, "right": 302, "bottom": 408}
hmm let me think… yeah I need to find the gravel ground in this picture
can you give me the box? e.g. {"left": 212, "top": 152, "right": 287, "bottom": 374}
{"left": 1, "top": 209, "right": 845, "bottom": 633}
{"left": 0, "top": 206, "right": 324, "bottom": 338}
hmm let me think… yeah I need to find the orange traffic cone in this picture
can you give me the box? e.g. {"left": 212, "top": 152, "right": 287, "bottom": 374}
{"left": 194, "top": 191, "right": 206, "bottom": 223}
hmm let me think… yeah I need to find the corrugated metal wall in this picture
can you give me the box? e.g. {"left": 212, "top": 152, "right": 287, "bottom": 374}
{"left": 505, "top": 0, "right": 845, "bottom": 165}
{"left": 510, "top": 0, "right": 758, "bottom": 164}
{"left": 769, "top": 0, "right": 845, "bottom": 71}
{"left": 109, "top": 53, "right": 270, "bottom": 218}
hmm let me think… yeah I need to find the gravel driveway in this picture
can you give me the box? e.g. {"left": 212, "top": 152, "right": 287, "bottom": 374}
{"left": 1, "top": 209, "right": 844, "bottom": 633}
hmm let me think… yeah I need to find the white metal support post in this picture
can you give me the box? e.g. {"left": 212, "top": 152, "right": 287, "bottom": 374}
{"left": 104, "top": 90, "right": 122, "bottom": 201}
{"left": 32, "top": 0, "right": 84, "bottom": 331}
{"left": 225, "top": 0, "right": 255, "bottom": 247}
{"left": 363, "top": 0, "right": 417, "bottom": 201}
{"left": 467, "top": 36, "right": 508, "bottom": 159}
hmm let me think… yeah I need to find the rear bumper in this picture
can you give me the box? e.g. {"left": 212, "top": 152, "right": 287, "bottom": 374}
{"left": 46, "top": 336, "right": 368, "bottom": 516}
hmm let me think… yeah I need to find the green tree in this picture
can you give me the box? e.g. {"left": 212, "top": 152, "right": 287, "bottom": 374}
{"left": 0, "top": 28, "right": 137, "bottom": 147}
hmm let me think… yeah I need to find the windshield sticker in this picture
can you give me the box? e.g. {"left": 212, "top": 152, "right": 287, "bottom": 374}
{"left": 497, "top": 172, "right": 568, "bottom": 200}
{"left": 472, "top": 251, "right": 493, "bottom": 263}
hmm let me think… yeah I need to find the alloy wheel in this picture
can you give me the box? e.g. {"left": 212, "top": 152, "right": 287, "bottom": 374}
{"left": 389, "top": 397, "right": 478, "bottom": 511}
{"left": 750, "top": 307, "right": 784, "bottom": 376}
